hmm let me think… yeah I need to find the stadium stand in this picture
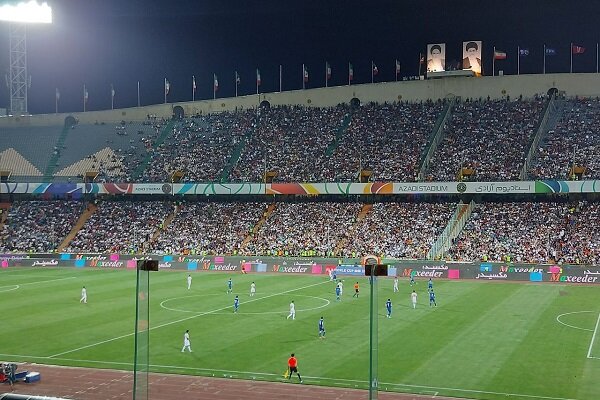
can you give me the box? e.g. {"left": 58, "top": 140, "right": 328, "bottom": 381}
{"left": 426, "top": 98, "right": 545, "bottom": 181}
{"left": 54, "top": 120, "right": 164, "bottom": 182}
{"left": 555, "top": 200, "right": 600, "bottom": 266}
{"left": 448, "top": 201, "right": 570, "bottom": 264}
{"left": 141, "top": 110, "right": 255, "bottom": 182}
{"left": 0, "top": 126, "right": 63, "bottom": 181}
{"left": 229, "top": 105, "right": 348, "bottom": 182}
{"left": 0, "top": 148, "right": 43, "bottom": 178}
{"left": 529, "top": 97, "right": 600, "bottom": 180}
{"left": 243, "top": 202, "right": 362, "bottom": 256}
{"left": 323, "top": 101, "right": 444, "bottom": 182}
{"left": 339, "top": 202, "right": 455, "bottom": 259}
{"left": 0, "top": 200, "right": 83, "bottom": 252}
{"left": 150, "top": 202, "right": 267, "bottom": 254}
{"left": 64, "top": 201, "right": 173, "bottom": 253}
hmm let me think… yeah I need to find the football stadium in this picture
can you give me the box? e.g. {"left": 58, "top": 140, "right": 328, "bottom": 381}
{"left": 0, "top": 1, "right": 599, "bottom": 400}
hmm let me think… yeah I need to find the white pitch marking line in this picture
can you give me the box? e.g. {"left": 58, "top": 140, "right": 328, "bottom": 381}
{"left": 49, "top": 279, "right": 329, "bottom": 358}
{"left": 556, "top": 311, "right": 595, "bottom": 332}
{"left": 0, "top": 276, "right": 76, "bottom": 286}
{"left": 160, "top": 293, "right": 330, "bottom": 315}
{"left": 0, "top": 355, "right": 583, "bottom": 400}
{"left": 587, "top": 311, "right": 600, "bottom": 359}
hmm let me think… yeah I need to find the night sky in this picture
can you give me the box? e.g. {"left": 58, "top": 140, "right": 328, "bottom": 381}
{"left": 1, "top": 0, "right": 599, "bottom": 114}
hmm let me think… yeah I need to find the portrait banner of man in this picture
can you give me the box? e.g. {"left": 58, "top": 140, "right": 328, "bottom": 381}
{"left": 462, "top": 40, "right": 482, "bottom": 74}
{"left": 426, "top": 43, "right": 446, "bottom": 73}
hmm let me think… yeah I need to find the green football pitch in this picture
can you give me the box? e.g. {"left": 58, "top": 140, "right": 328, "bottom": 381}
{"left": 1, "top": 267, "right": 599, "bottom": 400}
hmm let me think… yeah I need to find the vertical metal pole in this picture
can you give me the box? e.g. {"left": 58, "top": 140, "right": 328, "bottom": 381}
{"left": 368, "top": 266, "right": 378, "bottom": 400}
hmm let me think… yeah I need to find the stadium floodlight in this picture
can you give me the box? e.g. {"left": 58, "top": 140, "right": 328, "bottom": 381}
{"left": 0, "top": 1, "right": 52, "bottom": 24}
{"left": 1, "top": 1, "right": 52, "bottom": 115}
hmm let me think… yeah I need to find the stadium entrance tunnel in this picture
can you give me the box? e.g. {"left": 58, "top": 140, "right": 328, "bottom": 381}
{"left": 260, "top": 100, "right": 270, "bottom": 109}
{"left": 64, "top": 115, "right": 77, "bottom": 128}
{"left": 547, "top": 87, "right": 559, "bottom": 97}
{"left": 173, "top": 105, "right": 185, "bottom": 119}
{"left": 350, "top": 97, "right": 361, "bottom": 109}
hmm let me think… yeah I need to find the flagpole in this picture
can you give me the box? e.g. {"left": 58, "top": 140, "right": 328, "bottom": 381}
{"left": 235, "top": 72, "right": 238, "bottom": 97}
{"left": 302, "top": 64, "right": 305, "bottom": 90}
{"left": 418, "top": 53, "right": 422, "bottom": 77}
{"left": 279, "top": 65, "right": 282, "bottom": 93}
{"left": 517, "top": 46, "right": 520, "bottom": 75}
{"left": 164, "top": 78, "right": 167, "bottom": 104}
{"left": 83, "top": 84, "right": 86, "bottom": 112}
{"left": 137, "top": 81, "right": 140, "bottom": 107}
{"left": 597, "top": 43, "right": 599, "bottom": 73}
{"left": 213, "top": 74, "right": 216, "bottom": 100}
{"left": 348, "top": 62, "right": 351, "bottom": 86}
{"left": 325, "top": 62, "right": 328, "bottom": 88}
{"left": 256, "top": 69, "right": 259, "bottom": 95}
{"left": 371, "top": 61, "right": 374, "bottom": 84}
{"left": 570, "top": 43, "right": 573, "bottom": 73}
{"left": 543, "top": 44, "right": 547, "bottom": 74}
{"left": 55, "top": 89, "right": 58, "bottom": 114}
{"left": 192, "top": 76, "right": 195, "bottom": 102}
{"left": 493, "top": 46, "right": 496, "bottom": 77}
{"left": 111, "top": 85, "right": 114, "bottom": 110}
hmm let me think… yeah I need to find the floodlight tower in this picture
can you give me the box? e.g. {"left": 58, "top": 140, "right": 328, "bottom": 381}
{"left": 0, "top": 1, "right": 52, "bottom": 115}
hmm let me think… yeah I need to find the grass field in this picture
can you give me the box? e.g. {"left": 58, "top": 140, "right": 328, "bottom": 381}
{"left": 1, "top": 267, "right": 599, "bottom": 400}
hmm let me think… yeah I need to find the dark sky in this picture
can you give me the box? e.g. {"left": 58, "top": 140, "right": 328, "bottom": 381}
{"left": 1, "top": 0, "right": 599, "bottom": 114}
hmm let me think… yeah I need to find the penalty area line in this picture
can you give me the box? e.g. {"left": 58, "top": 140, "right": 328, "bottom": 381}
{"left": 587, "top": 311, "right": 600, "bottom": 359}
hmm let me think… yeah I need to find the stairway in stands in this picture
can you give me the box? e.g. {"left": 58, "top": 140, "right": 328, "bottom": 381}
{"left": 0, "top": 203, "right": 10, "bottom": 231}
{"left": 43, "top": 125, "right": 71, "bottom": 181}
{"left": 219, "top": 113, "right": 261, "bottom": 182}
{"left": 333, "top": 203, "right": 372, "bottom": 255}
{"left": 147, "top": 204, "right": 178, "bottom": 249}
{"left": 426, "top": 200, "right": 475, "bottom": 260}
{"left": 131, "top": 119, "right": 176, "bottom": 180}
{"left": 57, "top": 203, "right": 97, "bottom": 252}
{"left": 325, "top": 113, "right": 353, "bottom": 156}
{"left": 240, "top": 204, "right": 276, "bottom": 250}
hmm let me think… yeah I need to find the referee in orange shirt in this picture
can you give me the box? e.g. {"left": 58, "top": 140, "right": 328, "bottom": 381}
{"left": 287, "top": 353, "right": 303, "bottom": 383}
{"left": 353, "top": 281, "right": 360, "bottom": 298}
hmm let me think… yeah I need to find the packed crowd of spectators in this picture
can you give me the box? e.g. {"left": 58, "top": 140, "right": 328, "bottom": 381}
{"left": 529, "top": 98, "right": 600, "bottom": 180}
{"left": 338, "top": 202, "right": 455, "bottom": 259}
{"left": 229, "top": 105, "right": 347, "bottom": 182}
{"left": 0, "top": 197, "right": 598, "bottom": 266}
{"left": 64, "top": 201, "right": 172, "bottom": 253}
{"left": 323, "top": 101, "right": 443, "bottom": 181}
{"left": 427, "top": 98, "right": 544, "bottom": 181}
{"left": 553, "top": 201, "right": 600, "bottom": 265}
{"left": 0, "top": 201, "right": 83, "bottom": 252}
{"left": 244, "top": 202, "right": 362, "bottom": 256}
{"left": 150, "top": 202, "right": 266, "bottom": 255}
{"left": 141, "top": 111, "right": 256, "bottom": 182}
{"left": 448, "top": 202, "right": 570, "bottom": 263}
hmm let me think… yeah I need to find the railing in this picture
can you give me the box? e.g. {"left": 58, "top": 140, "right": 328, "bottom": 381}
{"left": 427, "top": 199, "right": 475, "bottom": 260}
{"left": 417, "top": 98, "right": 455, "bottom": 181}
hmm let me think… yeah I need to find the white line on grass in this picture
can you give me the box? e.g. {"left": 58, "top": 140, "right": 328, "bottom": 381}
{"left": 0, "top": 354, "right": 583, "bottom": 400}
{"left": 587, "top": 311, "right": 600, "bottom": 359}
{"left": 0, "top": 276, "right": 76, "bottom": 292}
{"left": 8, "top": 276, "right": 76, "bottom": 286}
{"left": 49, "top": 279, "right": 329, "bottom": 358}
{"left": 160, "top": 293, "right": 330, "bottom": 315}
{"left": 18, "top": 276, "right": 76, "bottom": 286}
{"left": 555, "top": 311, "right": 595, "bottom": 332}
